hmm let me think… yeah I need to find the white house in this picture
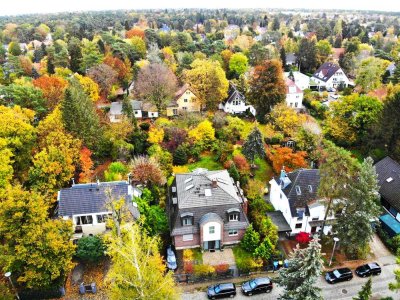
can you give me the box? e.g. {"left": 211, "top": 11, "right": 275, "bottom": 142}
{"left": 311, "top": 62, "right": 351, "bottom": 90}
{"left": 284, "top": 71, "right": 310, "bottom": 91}
{"left": 269, "top": 168, "right": 334, "bottom": 236}
{"left": 219, "top": 83, "right": 256, "bottom": 116}
{"left": 285, "top": 78, "right": 303, "bottom": 109}
{"left": 109, "top": 100, "right": 157, "bottom": 123}
{"left": 57, "top": 181, "right": 140, "bottom": 240}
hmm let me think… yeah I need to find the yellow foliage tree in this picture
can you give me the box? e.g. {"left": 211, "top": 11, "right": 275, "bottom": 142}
{"left": 74, "top": 73, "right": 100, "bottom": 102}
{"left": 269, "top": 103, "right": 306, "bottom": 137}
{"left": 147, "top": 127, "right": 164, "bottom": 144}
{"left": 188, "top": 119, "right": 216, "bottom": 149}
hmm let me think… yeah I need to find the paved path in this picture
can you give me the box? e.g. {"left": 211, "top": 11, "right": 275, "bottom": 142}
{"left": 182, "top": 263, "right": 399, "bottom": 300}
{"left": 202, "top": 248, "right": 235, "bottom": 266}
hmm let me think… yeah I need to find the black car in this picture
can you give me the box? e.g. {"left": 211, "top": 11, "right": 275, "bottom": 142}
{"left": 355, "top": 262, "right": 381, "bottom": 277}
{"left": 241, "top": 277, "right": 273, "bottom": 296}
{"left": 325, "top": 268, "right": 353, "bottom": 284}
{"left": 207, "top": 283, "right": 236, "bottom": 299}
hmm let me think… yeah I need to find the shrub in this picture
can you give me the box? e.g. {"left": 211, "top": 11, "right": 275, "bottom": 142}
{"left": 184, "top": 261, "right": 194, "bottom": 274}
{"left": 75, "top": 235, "right": 106, "bottom": 264}
{"left": 193, "top": 264, "right": 215, "bottom": 277}
{"left": 254, "top": 237, "right": 273, "bottom": 261}
{"left": 241, "top": 224, "right": 260, "bottom": 253}
{"left": 173, "top": 145, "right": 188, "bottom": 165}
{"left": 233, "top": 154, "right": 250, "bottom": 174}
{"left": 245, "top": 179, "right": 264, "bottom": 200}
{"left": 183, "top": 249, "right": 194, "bottom": 261}
{"left": 296, "top": 232, "right": 311, "bottom": 244}
{"left": 228, "top": 164, "right": 240, "bottom": 183}
{"left": 215, "top": 263, "right": 230, "bottom": 274}
{"left": 139, "top": 122, "right": 150, "bottom": 131}
{"left": 233, "top": 246, "right": 262, "bottom": 273}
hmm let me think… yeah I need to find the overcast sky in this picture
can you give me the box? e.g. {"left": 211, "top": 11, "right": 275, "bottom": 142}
{"left": 2, "top": 0, "right": 400, "bottom": 16}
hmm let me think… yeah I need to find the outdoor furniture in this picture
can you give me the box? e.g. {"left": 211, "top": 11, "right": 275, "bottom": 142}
{"left": 79, "top": 282, "right": 97, "bottom": 294}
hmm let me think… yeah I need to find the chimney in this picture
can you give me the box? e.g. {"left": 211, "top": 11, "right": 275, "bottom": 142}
{"left": 71, "top": 178, "right": 75, "bottom": 186}
{"left": 211, "top": 179, "right": 218, "bottom": 188}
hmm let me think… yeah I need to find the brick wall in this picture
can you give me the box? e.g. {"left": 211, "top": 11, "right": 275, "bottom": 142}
{"left": 174, "top": 233, "right": 201, "bottom": 249}
{"left": 223, "top": 229, "right": 245, "bottom": 245}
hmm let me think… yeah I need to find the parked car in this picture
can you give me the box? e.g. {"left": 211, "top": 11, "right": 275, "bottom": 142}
{"left": 166, "top": 245, "right": 177, "bottom": 271}
{"left": 355, "top": 262, "right": 381, "bottom": 277}
{"left": 241, "top": 277, "right": 273, "bottom": 296}
{"left": 207, "top": 283, "right": 236, "bottom": 299}
{"left": 325, "top": 268, "right": 353, "bottom": 284}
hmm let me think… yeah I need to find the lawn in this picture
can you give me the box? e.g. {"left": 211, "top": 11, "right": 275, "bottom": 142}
{"left": 187, "top": 152, "right": 223, "bottom": 171}
{"left": 253, "top": 157, "right": 274, "bottom": 183}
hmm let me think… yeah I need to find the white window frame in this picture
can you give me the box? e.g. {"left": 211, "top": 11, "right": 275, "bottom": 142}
{"left": 182, "top": 234, "right": 193, "bottom": 241}
{"left": 209, "top": 226, "right": 215, "bottom": 234}
{"left": 228, "top": 229, "right": 238, "bottom": 236}
{"left": 75, "top": 215, "right": 93, "bottom": 225}
{"left": 229, "top": 213, "right": 239, "bottom": 222}
{"left": 182, "top": 217, "right": 192, "bottom": 226}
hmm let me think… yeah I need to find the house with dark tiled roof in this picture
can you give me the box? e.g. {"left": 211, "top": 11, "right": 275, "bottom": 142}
{"left": 108, "top": 100, "right": 158, "bottom": 122}
{"left": 375, "top": 157, "right": 400, "bottom": 237}
{"left": 311, "top": 62, "right": 351, "bottom": 90}
{"left": 168, "top": 168, "right": 249, "bottom": 250}
{"left": 166, "top": 84, "right": 201, "bottom": 116}
{"left": 269, "top": 168, "right": 334, "bottom": 236}
{"left": 218, "top": 83, "right": 256, "bottom": 116}
{"left": 57, "top": 181, "right": 140, "bottom": 240}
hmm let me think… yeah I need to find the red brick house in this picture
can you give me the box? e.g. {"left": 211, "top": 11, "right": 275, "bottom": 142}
{"left": 168, "top": 169, "right": 249, "bottom": 250}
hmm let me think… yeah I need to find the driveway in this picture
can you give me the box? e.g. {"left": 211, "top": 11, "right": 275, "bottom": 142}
{"left": 203, "top": 248, "right": 235, "bottom": 266}
{"left": 370, "top": 233, "right": 396, "bottom": 266}
{"left": 182, "top": 263, "right": 399, "bottom": 300}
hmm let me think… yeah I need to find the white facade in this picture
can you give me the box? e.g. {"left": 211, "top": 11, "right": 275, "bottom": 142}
{"left": 284, "top": 72, "right": 310, "bottom": 90}
{"left": 286, "top": 88, "right": 303, "bottom": 109}
{"left": 133, "top": 109, "right": 142, "bottom": 119}
{"left": 313, "top": 68, "right": 351, "bottom": 90}
{"left": 269, "top": 178, "right": 333, "bottom": 235}
{"left": 63, "top": 211, "right": 112, "bottom": 239}
{"left": 202, "top": 221, "right": 222, "bottom": 242}
{"left": 147, "top": 111, "right": 159, "bottom": 118}
{"left": 219, "top": 100, "right": 256, "bottom": 116}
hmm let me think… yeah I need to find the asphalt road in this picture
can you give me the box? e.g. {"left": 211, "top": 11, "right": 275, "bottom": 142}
{"left": 182, "top": 264, "right": 399, "bottom": 300}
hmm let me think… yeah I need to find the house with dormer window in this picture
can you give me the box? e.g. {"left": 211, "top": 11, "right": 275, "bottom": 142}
{"left": 219, "top": 83, "right": 256, "bottom": 116}
{"left": 269, "top": 168, "right": 335, "bottom": 235}
{"left": 311, "top": 62, "right": 351, "bottom": 90}
{"left": 168, "top": 168, "right": 249, "bottom": 250}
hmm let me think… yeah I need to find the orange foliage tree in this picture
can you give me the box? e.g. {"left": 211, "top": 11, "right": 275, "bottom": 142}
{"left": 33, "top": 75, "right": 68, "bottom": 110}
{"left": 233, "top": 154, "right": 250, "bottom": 174}
{"left": 125, "top": 27, "right": 145, "bottom": 39}
{"left": 103, "top": 55, "right": 131, "bottom": 84}
{"left": 266, "top": 146, "right": 308, "bottom": 173}
{"left": 79, "top": 147, "right": 93, "bottom": 183}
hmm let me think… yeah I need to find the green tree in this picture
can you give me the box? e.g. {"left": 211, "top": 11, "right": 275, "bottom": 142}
{"left": 0, "top": 186, "right": 75, "bottom": 289}
{"left": 173, "top": 145, "right": 188, "bottom": 165}
{"left": 80, "top": 40, "right": 103, "bottom": 73}
{"left": 354, "top": 278, "right": 372, "bottom": 300}
{"left": 183, "top": 59, "right": 229, "bottom": 110}
{"left": 242, "top": 126, "right": 265, "bottom": 166}
{"left": 229, "top": 52, "right": 248, "bottom": 77}
{"left": 61, "top": 78, "right": 102, "bottom": 150}
{"left": 105, "top": 223, "right": 180, "bottom": 300}
{"left": 76, "top": 235, "right": 106, "bottom": 264}
{"left": 316, "top": 39, "right": 333, "bottom": 65}
{"left": 68, "top": 37, "right": 83, "bottom": 73}
{"left": 241, "top": 224, "right": 260, "bottom": 253}
{"left": 356, "top": 57, "right": 389, "bottom": 93}
{"left": 247, "top": 59, "right": 286, "bottom": 121}
{"left": 297, "top": 38, "right": 317, "bottom": 73}
{"left": 276, "top": 237, "right": 323, "bottom": 300}
{"left": 334, "top": 157, "right": 381, "bottom": 258}
{"left": 228, "top": 163, "right": 240, "bottom": 183}
{"left": 318, "top": 141, "right": 359, "bottom": 237}
{"left": 8, "top": 41, "right": 21, "bottom": 56}
{"left": 254, "top": 237, "right": 273, "bottom": 261}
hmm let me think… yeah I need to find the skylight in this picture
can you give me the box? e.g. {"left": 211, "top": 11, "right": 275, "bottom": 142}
{"left": 185, "top": 184, "right": 194, "bottom": 191}
{"left": 295, "top": 186, "right": 301, "bottom": 195}
{"left": 184, "top": 177, "right": 193, "bottom": 184}
{"left": 386, "top": 177, "right": 393, "bottom": 183}
{"left": 204, "top": 189, "right": 212, "bottom": 196}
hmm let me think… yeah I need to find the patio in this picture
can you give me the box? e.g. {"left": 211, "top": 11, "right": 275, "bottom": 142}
{"left": 202, "top": 248, "right": 235, "bottom": 266}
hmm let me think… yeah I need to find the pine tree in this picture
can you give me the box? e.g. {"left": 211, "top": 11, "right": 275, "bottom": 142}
{"left": 276, "top": 237, "right": 323, "bottom": 300}
{"left": 334, "top": 157, "right": 381, "bottom": 258}
{"left": 173, "top": 145, "right": 188, "bottom": 165}
{"left": 353, "top": 278, "right": 372, "bottom": 300}
{"left": 61, "top": 78, "right": 102, "bottom": 150}
{"left": 228, "top": 163, "right": 240, "bottom": 183}
{"left": 242, "top": 126, "right": 265, "bottom": 166}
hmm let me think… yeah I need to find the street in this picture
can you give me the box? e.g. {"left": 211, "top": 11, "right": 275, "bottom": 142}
{"left": 182, "top": 263, "right": 399, "bottom": 300}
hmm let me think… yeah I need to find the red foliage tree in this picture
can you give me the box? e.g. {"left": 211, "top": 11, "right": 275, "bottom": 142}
{"left": 125, "top": 27, "right": 145, "bottom": 39}
{"left": 103, "top": 55, "right": 131, "bottom": 83}
{"left": 162, "top": 127, "right": 187, "bottom": 152}
{"left": 79, "top": 147, "right": 93, "bottom": 183}
{"left": 233, "top": 154, "right": 250, "bottom": 174}
{"left": 33, "top": 75, "right": 67, "bottom": 110}
{"left": 266, "top": 146, "right": 308, "bottom": 173}
{"left": 130, "top": 156, "right": 166, "bottom": 186}
{"left": 296, "top": 231, "right": 311, "bottom": 244}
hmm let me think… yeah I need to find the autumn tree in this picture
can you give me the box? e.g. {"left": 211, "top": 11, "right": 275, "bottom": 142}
{"left": 106, "top": 223, "right": 180, "bottom": 300}
{"left": 316, "top": 39, "right": 333, "bottom": 66}
{"left": 268, "top": 103, "right": 306, "bottom": 137}
{"left": 61, "top": 78, "right": 102, "bottom": 149}
{"left": 188, "top": 119, "right": 216, "bottom": 150}
{"left": 267, "top": 146, "right": 308, "bottom": 173}
{"left": 134, "top": 63, "right": 177, "bottom": 112}
{"left": 183, "top": 59, "right": 229, "bottom": 110}
{"left": 79, "top": 147, "right": 93, "bottom": 183}
{"left": 125, "top": 27, "right": 145, "bottom": 39}
{"left": 104, "top": 55, "right": 131, "bottom": 85}
{"left": 0, "top": 139, "right": 13, "bottom": 188}
{"left": 0, "top": 186, "right": 75, "bottom": 289}
{"left": 87, "top": 63, "right": 118, "bottom": 98}
{"left": 33, "top": 75, "right": 68, "bottom": 110}
{"left": 229, "top": 52, "right": 248, "bottom": 77}
{"left": 130, "top": 156, "right": 166, "bottom": 187}
{"left": 356, "top": 57, "right": 390, "bottom": 93}
{"left": 242, "top": 126, "right": 265, "bottom": 166}
{"left": 147, "top": 127, "right": 164, "bottom": 144}
{"left": 247, "top": 59, "right": 286, "bottom": 122}
{"left": 74, "top": 74, "right": 100, "bottom": 102}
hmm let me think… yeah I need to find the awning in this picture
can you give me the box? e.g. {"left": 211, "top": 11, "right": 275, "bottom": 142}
{"left": 266, "top": 211, "right": 292, "bottom": 233}
{"left": 379, "top": 213, "right": 400, "bottom": 238}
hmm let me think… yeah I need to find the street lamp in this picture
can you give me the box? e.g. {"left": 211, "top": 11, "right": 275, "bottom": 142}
{"left": 4, "top": 271, "right": 20, "bottom": 300}
{"left": 329, "top": 237, "right": 340, "bottom": 267}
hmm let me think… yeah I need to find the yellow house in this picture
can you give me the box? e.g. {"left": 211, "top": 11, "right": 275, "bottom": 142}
{"left": 166, "top": 84, "right": 201, "bottom": 116}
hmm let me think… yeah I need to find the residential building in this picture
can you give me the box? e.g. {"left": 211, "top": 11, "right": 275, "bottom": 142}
{"left": 168, "top": 168, "right": 249, "bottom": 250}
{"left": 269, "top": 168, "right": 334, "bottom": 235}
{"left": 218, "top": 83, "right": 256, "bottom": 116}
{"left": 57, "top": 181, "right": 140, "bottom": 240}
{"left": 167, "top": 84, "right": 201, "bottom": 116}
{"left": 108, "top": 100, "right": 158, "bottom": 122}
{"left": 286, "top": 53, "right": 297, "bottom": 66}
{"left": 285, "top": 78, "right": 303, "bottom": 109}
{"left": 375, "top": 157, "right": 400, "bottom": 237}
{"left": 311, "top": 62, "right": 351, "bottom": 90}
{"left": 284, "top": 71, "right": 310, "bottom": 91}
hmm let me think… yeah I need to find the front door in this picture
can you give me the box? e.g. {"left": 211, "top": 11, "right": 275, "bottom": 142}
{"left": 208, "top": 241, "right": 215, "bottom": 250}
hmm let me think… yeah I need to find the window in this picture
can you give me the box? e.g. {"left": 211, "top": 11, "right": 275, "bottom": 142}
{"left": 182, "top": 107, "right": 187, "bottom": 110}
{"left": 182, "top": 217, "right": 192, "bottom": 226}
{"left": 209, "top": 226, "right": 215, "bottom": 234}
{"left": 295, "top": 186, "right": 301, "bottom": 195}
{"left": 76, "top": 215, "right": 93, "bottom": 225}
{"left": 135, "top": 111, "right": 138, "bottom": 115}
{"left": 297, "top": 209, "right": 304, "bottom": 220}
{"left": 182, "top": 234, "right": 193, "bottom": 241}
{"left": 312, "top": 217, "right": 319, "bottom": 221}
{"left": 229, "top": 213, "right": 239, "bottom": 221}
{"left": 228, "top": 229, "right": 238, "bottom": 236}
{"left": 96, "top": 214, "right": 110, "bottom": 223}
{"left": 295, "top": 103, "right": 298, "bottom": 107}
{"left": 295, "top": 223, "right": 302, "bottom": 229}
{"left": 172, "top": 109, "right": 178, "bottom": 115}
{"left": 186, "top": 91, "right": 190, "bottom": 95}
{"left": 184, "top": 98, "right": 188, "bottom": 103}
